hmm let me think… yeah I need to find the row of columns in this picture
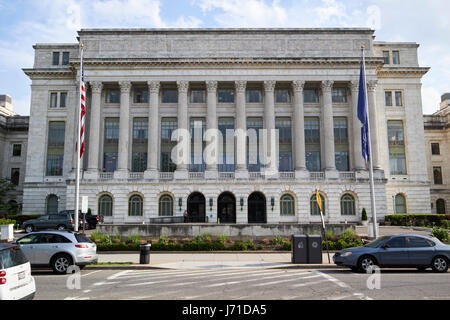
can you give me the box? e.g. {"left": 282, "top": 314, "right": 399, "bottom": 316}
{"left": 84, "top": 79, "right": 381, "bottom": 180}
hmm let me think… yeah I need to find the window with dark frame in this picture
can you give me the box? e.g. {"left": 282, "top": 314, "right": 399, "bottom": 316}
{"left": 52, "top": 52, "right": 60, "bottom": 65}
{"left": 60, "top": 92, "right": 67, "bottom": 108}
{"left": 383, "top": 51, "right": 390, "bottom": 64}
{"left": 12, "top": 144, "right": 22, "bottom": 157}
{"left": 62, "top": 52, "right": 70, "bottom": 65}
{"left": 433, "top": 167, "right": 443, "bottom": 185}
{"left": 431, "top": 143, "right": 440, "bottom": 155}
{"left": 392, "top": 51, "right": 400, "bottom": 64}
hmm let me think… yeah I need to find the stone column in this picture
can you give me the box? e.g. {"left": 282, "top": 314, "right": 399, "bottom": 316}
{"left": 174, "top": 80, "right": 189, "bottom": 180}
{"left": 205, "top": 80, "right": 219, "bottom": 179}
{"left": 144, "top": 81, "right": 160, "bottom": 180}
{"left": 263, "top": 80, "right": 278, "bottom": 179}
{"left": 367, "top": 80, "right": 381, "bottom": 170}
{"left": 293, "top": 80, "right": 308, "bottom": 179}
{"left": 85, "top": 81, "right": 103, "bottom": 179}
{"left": 115, "top": 81, "right": 131, "bottom": 179}
{"left": 235, "top": 80, "right": 248, "bottom": 179}
{"left": 350, "top": 81, "right": 365, "bottom": 171}
{"left": 321, "top": 80, "right": 338, "bottom": 179}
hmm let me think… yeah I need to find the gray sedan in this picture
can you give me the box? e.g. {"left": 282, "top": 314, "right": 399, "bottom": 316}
{"left": 333, "top": 234, "right": 450, "bottom": 273}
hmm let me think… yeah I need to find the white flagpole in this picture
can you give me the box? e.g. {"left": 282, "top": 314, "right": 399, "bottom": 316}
{"left": 74, "top": 43, "right": 84, "bottom": 232}
{"left": 362, "top": 46, "right": 379, "bottom": 239}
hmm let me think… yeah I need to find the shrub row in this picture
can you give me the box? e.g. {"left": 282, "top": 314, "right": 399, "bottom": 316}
{"left": 0, "top": 219, "right": 17, "bottom": 226}
{"left": 385, "top": 214, "right": 450, "bottom": 227}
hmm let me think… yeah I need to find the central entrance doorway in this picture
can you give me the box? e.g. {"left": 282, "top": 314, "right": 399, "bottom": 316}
{"left": 248, "top": 192, "right": 266, "bottom": 223}
{"left": 218, "top": 192, "right": 236, "bottom": 224}
{"left": 187, "top": 192, "right": 206, "bottom": 223}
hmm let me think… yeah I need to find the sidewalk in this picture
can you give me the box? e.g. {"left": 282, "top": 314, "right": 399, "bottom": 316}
{"left": 92, "top": 252, "right": 338, "bottom": 270}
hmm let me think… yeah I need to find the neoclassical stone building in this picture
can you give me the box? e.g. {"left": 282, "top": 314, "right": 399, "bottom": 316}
{"left": 21, "top": 28, "right": 431, "bottom": 225}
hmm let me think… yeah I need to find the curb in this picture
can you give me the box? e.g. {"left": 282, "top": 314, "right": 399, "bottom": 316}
{"left": 85, "top": 264, "right": 342, "bottom": 271}
{"left": 98, "top": 251, "right": 338, "bottom": 254}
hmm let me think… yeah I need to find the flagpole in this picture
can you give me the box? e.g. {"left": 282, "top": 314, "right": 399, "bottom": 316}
{"left": 317, "top": 190, "right": 330, "bottom": 264}
{"left": 74, "top": 43, "right": 84, "bottom": 233}
{"left": 361, "top": 46, "right": 379, "bottom": 239}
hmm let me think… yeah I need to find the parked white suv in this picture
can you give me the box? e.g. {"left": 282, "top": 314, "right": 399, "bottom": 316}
{"left": 0, "top": 244, "right": 36, "bottom": 300}
{"left": 15, "top": 231, "right": 98, "bottom": 274}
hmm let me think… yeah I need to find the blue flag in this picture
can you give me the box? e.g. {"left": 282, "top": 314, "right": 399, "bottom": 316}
{"left": 357, "top": 62, "right": 370, "bottom": 163}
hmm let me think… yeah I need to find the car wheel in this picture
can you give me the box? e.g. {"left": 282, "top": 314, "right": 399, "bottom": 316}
{"left": 358, "top": 255, "right": 377, "bottom": 273}
{"left": 431, "top": 256, "right": 449, "bottom": 273}
{"left": 25, "top": 225, "right": 34, "bottom": 233}
{"left": 52, "top": 254, "right": 73, "bottom": 274}
{"left": 57, "top": 225, "right": 66, "bottom": 231}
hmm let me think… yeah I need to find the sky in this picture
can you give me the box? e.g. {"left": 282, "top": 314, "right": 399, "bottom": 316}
{"left": 0, "top": 0, "right": 449, "bottom": 115}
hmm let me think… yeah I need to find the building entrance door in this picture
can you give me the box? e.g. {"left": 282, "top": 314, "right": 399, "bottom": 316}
{"left": 218, "top": 192, "right": 236, "bottom": 223}
{"left": 248, "top": 192, "right": 266, "bottom": 223}
{"left": 187, "top": 192, "right": 206, "bottom": 223}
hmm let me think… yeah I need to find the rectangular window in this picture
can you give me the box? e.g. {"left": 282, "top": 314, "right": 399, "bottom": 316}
{"left": 190, "top": 118, "right": 206, "bottom": 172}
{"left": 304, "top": 89, "right": 319, "bottom": 103}
{"left": 161, "top": 89, "right": 178, "bottom": 103}
{"left": 52, "top": 52, "right": 60, "bottom": 66}
{"left": 305, "top": 117, "right": 321, "bottom": 172}
{"left": 276, "top": 118, "right": 292, "bottom": 172}
{"left": 190, "top": 90, "right": 206, "bottom": 104}
{"left": 50, "top": 92, "right": 58, "bottom": 108}
{"left": 218, "top": 118, "right": 235, "bottom": 172}
{"left": 395, "top": 91, "right": 403, "bottom": 106}
{"left": 105, "top": 89, "right": 120, "bottom": 104}
{"left": 247, "top": 117, "right": 263, "bottom": 172}
{"left": 46, "top": 121, "right": 65, "bottom": 176}
{"left": 103, "top": 118, "right": 119, "bottom": 172}
{"left": 275, "top": 89, "right": 291, "bottom": 103}
{"left": 385, "top": 91, "right": 393, "bottom": 107}
{"left": 246, "top": 89, "right": 262, "bottom": 103}
{"left": 392, "top": 51, "right": 400, "bottom": 64}
{"left": 334, "top": 117, "right": 349, "bottom": 171}
{"left": 383, "top": 51, "right": 390, "bottom": 64}
{"left": 62, "top": 52, "right": 70, "bottom": 65}
{"left": 132, "top": 118, "right": 148, "bottom": 172}
{"left": 134, "top": 88, "right": 148, "bottom": 104}
{"left": 431, "top": 143, "right": 440, "bottom": 155}
{"left": 12, "top": 144, "right": 22, "bottom": 157}
{"left": 218, "top": 89, "right": 235, "bottom": 103}
{"left": 433, "top": 167, "right": 443, "bottom": 185}
{"left": 60, "top": 92, "right": 67, "bottom": 108}
{"left": 332, "top": 88, "right": 347, "bottom": 103}
{"left": 11, "top": 168, "right": 20, "bottom": 186}
{"left": 388, "top": 120, "right": 406, "bottom": 175}
{"left": 161, "top": 118, "right": 177, "bottom": 172}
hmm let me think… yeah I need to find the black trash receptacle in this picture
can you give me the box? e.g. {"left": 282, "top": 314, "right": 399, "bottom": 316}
{"left": 291, "top": 235, "right": 308, "bottom": 264}
{"left": 307, "top": 235, "right": 322, "bottom": 264}
{"left": 140, "top": 243, "right": 152, "bottom": 265}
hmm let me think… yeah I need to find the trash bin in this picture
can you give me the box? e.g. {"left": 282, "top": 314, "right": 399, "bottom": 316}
{"left": 139, "top": 243, "right": 151, "bottom": 265}
{"left": 291, "top": 235, "right": 308, "bottom": 264}
{"left": 307, "top": 235, "right": 322, "bottom": 264}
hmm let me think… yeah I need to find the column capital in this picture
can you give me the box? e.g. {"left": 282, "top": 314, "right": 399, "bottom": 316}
{"left": 235, "top": 80, "right": 247, "bottom": 93}
{"left": 292, "top": 80, "right": 305, "bottom": 92}
{"left": 367, "top": 80, "right": 378, "bottom": 92}
{"left": 119, "top": 81, "right": 132, "bottom": 93}
{"left": 177, "top": 80, "right": 189, "bottom": 93}
{"left": 263, "top": 80, "right": 276, "bottom": 92}
{"left": 90, "top": 81, "right": 103, "bottom": 94}
{"left": 349, "top": 80, "right": 359, "bottom": 92}
{"left": 206, "top": 80, "right": 218, "bottom": 93}
{"left": 147, "top": 81, "right": 160, "bottom": 93}
{"left": 321, "top": 80, "right": 334, "bottom": 92}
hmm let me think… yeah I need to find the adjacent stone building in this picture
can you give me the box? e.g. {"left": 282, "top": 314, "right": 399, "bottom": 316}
{"left": 21, "top": 28, "right": 431, "bottom": 224}
{"left": 424, "top": 93, "right": 450, "bottom": 214}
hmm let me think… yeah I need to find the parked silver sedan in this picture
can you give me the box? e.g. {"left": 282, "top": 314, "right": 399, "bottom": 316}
{"left": 14, "top": 231, "right": 98, "bottom": 274}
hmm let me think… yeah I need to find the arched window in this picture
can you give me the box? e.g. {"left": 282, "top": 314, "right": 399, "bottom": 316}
{"left": 341, "top": 194, "right": 356, "bottom": 216}
{"left": 280, "top": 194, "right": 295, "bottom": 216}
{"left": 46, "top": 194, "right": 58, "bottom": 214}
{"left": 128, "top": 195, "right": 143, "bottom": 216}
{"left": 159, "top": 195, "right": 173, "bottom": 217}
{"left": 310, "top": 194, "right": 325, "bottom": 216}
{"left": 436, "top": 199, "right": 446, "bottom": 214}
{"left": 395, "top": 194, "right": 407, "bottom": 214}
{"left": 98, "top": 195, "right": 113, "bottom": 217}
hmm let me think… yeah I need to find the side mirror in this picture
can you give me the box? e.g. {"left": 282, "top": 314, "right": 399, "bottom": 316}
{"left": 381, "top": 244, "right": 389, "bottom": 249}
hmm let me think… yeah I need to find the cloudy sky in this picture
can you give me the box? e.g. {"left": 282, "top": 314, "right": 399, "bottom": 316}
{"left": 0, "top": 0, "right": 448, "bottom": 115}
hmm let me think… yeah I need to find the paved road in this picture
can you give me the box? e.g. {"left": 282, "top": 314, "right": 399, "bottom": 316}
{"left": 32, "top": 267, "right": 450, "bottom": 300}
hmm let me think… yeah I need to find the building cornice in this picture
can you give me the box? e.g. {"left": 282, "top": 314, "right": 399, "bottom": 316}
{"left": 377, "top": 67, "right": 430, "bottom": 78}
{"left": 22, "top": 68, "right": 75, "bottom": 79}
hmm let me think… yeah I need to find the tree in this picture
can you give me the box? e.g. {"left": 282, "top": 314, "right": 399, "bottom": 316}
{"left": 0, "top": 178, "right": 17, "bottom": 216}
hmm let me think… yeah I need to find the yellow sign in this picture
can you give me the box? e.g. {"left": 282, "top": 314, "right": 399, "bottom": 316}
{"left": 316, "top": 190, "right": 322, "bottom": 212}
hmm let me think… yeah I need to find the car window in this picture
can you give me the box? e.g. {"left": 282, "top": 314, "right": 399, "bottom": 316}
{"left": 39, "top": 215, "right": 50, "bottom": 220}
{"left": 49, "top": 215, "right": 61, "bottom": 220}
{"left": 17, "top": 234, "right": 40, "bottom": 244}
{"left": 55, "top": 235, "right": 72, "bottom": 243}
{"left": 386, "top": 237, "right": 407, "bottom": 248}
{"left": 408, "top": 237, "right": 435, "bottom": 248}
{"left": 75, "top": 234, "right": 93, "bottom": 243}
{"left": 0, "top": 247, "right": 29, "bottom": 269}
{"left": 364, "top": 236, "right": 390, "bottom": 248}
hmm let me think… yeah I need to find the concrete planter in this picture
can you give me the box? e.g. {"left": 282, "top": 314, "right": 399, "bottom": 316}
{"left": 0, "top": 224, "right": 14, "bottom": 242}
{"left": 361, "top": 220, "right": 368, "bottom": 227}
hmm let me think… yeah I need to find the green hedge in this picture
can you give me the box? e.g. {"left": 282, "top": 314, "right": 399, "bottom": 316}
{"left": 385, "top": 214, "right": 450, "bottom": 227}
{"left": 0, "top": 219, "right": 16, "bottom": 226}
{"left": 96, "top": 243, "right": 140, "bottom": 251}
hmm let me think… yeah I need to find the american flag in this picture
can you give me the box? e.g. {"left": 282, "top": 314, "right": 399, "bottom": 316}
{"left": 76, "top": 46, "right": 85, "bottom": 158}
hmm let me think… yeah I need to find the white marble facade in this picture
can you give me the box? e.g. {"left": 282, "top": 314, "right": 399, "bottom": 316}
{"left": 21, "top": 29, "right": 432, "bottom": 224}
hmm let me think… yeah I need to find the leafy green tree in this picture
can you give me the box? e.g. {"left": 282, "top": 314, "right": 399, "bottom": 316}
{"left": 0, "top": 179, "right": 16, "bottom": 215}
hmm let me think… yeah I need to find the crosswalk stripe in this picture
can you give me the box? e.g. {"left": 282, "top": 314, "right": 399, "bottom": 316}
{"left": 252, "top": 276, "right": 316, "bottom": 287}
{"left": 203, "top": 272, "right": 310, "bottom": 288}
{"left": 289, "top": 279, "right": 329, "bottom": 288}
